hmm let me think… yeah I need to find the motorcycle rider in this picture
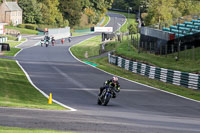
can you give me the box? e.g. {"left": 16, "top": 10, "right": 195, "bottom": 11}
{"left": 51, "top": 37, "right": 55, "bottom": 46}
{"left": 98, "top": 76, "right": 120, "bottom": 98}
{"left": 68, "top": 37, "right": 72, "bottom": 43}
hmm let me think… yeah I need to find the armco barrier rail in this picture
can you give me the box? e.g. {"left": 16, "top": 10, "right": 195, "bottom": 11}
{"left": 108, "top": 53, "right": 200, "bottom": 89}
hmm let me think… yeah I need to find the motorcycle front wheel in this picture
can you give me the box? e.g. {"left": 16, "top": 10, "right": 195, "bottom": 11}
{"left": 103, "top": 94, "right": 111, "bottom": 106}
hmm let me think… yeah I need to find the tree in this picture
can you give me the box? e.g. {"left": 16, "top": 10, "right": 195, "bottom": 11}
{"left": 144, "top": 0, "right": 175, "bottom": 27}
{"left": 143, "top": 0, "right": 200, "bottom": 26}
{"left": 84, "top": 7, "right": 95, "bottom": 23}
{"left": 89, "top": 0, "right": 113, "bottom": 24}
{"left": 112, "top": 0, "right": 128, "bottom": 10}
{"left": 38, "top": 0, "right": 64, "bottom": 25}
{"left": 18, "top": 0, "right": 42, "bottom": 24}
{"left": 59, "top": 0, "right": 83, "bottom": 26}
{"left": 128, "top": 23, "right": 137, "bottom": 44}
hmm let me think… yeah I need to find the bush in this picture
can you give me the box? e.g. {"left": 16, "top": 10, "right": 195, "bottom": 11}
{"left": 25, "top": 24, "right": 38, "bottom": 30}
{"left": 17, "top": 24, "right": 38, "bottom": 30}
{"left": 17, "top": 24, "right": 26, "bottom": 28}
{"left": 9, "top": 21, "right": 13, "bottom": 26}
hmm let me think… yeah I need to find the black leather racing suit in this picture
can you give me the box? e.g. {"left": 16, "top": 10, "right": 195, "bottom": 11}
{"left": 99, "top": 79, "right": 120, "bottom": 98}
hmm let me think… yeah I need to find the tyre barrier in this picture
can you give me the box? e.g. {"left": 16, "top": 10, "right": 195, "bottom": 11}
{"left": 0, "top": 43, "right": 10, "bottom": 51}
{"left": 0, "top": 37, "right": 8, "bottom": 43}
{"left": 108, "top": 53, "right": 200, "bottom": 90}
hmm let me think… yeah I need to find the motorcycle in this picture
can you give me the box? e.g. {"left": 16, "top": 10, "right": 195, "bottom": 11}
{"left": 45, "top": 41, "right": 49, "bottom": 47}
{"left": 97, "top": 86, "right": 116, "bottom": 106}
{"left": 52, "top": 40, "right": 55, "bottom": 46}
{"left": 68, "top": 37, "right": 71, "bottom": 43}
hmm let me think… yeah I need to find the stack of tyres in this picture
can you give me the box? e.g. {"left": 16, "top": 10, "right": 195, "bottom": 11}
{"left": 0, "top": 43, "right": 10, "bottom": 51}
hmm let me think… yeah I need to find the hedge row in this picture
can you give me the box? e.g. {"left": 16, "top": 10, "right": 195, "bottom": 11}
{"left": 18, "top": 24, "right": 38, "bottom": 30}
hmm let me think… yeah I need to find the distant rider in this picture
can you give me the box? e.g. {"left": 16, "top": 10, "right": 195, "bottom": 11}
{"left": 61, "top": 38, "right": 65, "bottom": 44}
{"left": 40, "top": 39, "right": 44, "bottom": 47}
{"left": 99, "top": 76, "right": 120, "bottom": 98}
{"left": 68, "top": 37, "right": 72, "bottom": 43}
{"left": 51, "top": 37, "right": 55, "bottom": 46}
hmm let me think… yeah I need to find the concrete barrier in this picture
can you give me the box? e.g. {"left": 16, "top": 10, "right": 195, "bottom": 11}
{"left": 47, "top": 27, "right": 70, "bottom": 39}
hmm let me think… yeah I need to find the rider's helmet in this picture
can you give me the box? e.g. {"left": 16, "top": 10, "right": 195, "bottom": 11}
{"left": 112, "top": 76, "right": 118, "bottom": 84}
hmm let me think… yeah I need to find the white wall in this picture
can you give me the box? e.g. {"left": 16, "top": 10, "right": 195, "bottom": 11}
{"left": 0, "top": 25, "right": 4, "bottom": 35}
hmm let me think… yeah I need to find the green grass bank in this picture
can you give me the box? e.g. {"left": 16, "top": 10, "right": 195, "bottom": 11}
{"left": 5, "top": 26, "right": 38, "bottom": 35}
{"left": 0, "top": 58, "right": 66, "bottom": 110}
{"left": 2, "top": 40, "right": 25, "bottom": 56}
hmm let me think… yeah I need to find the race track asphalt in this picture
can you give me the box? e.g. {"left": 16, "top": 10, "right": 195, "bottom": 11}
{"left": 0, "top": 13, "right": 200, "bottom": 133}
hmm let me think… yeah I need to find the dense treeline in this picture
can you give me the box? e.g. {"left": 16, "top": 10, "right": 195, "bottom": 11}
{"left": 112, "top": 0, "right": 200, "bottom": 26}
{"left": 1, "top": 0, "right": 200, "bottom": 27}
{"left": 0, "top": 0, "right": 113, "bottom": 27}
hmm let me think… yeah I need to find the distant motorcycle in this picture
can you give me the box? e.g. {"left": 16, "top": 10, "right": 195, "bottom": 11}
{"left": 45, "top": 41, "right": 49, "bottom": 47}
{"left": 68, "top": 37, "right": 72, "bottom": 43}
{"left": 52, "top": 40, "right": 55, "bottom": 46}
{"left": 97, "top": 86, "right": 116, "bottom": 106}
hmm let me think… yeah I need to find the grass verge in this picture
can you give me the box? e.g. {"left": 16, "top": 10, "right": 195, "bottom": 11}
{"left": 70, "top": 36, "right": 102, "bottom": 58}
{"left": 5, "top": 26, "right": 38, "bottom": 35}
{"left": 70, "top": 35, "right": 200, "bottom": 101}
{"left": 71, "top": 32, "right": 92, "bottom": 37}
{"left": 0, "top": 58, "right": 66, "bottom": 110}
{"left": 105, "top": 40, "right": 200, "bottom": 73}
{"left": 0, "top": 126, "right": 76, "bottom": 133}
{"left": 3, "top": 39, "right": 26, "bottom": 56}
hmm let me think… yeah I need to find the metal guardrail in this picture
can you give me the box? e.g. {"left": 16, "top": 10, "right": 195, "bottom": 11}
{"left": 108, "top": 53, "right": 200, "bottom": 89}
